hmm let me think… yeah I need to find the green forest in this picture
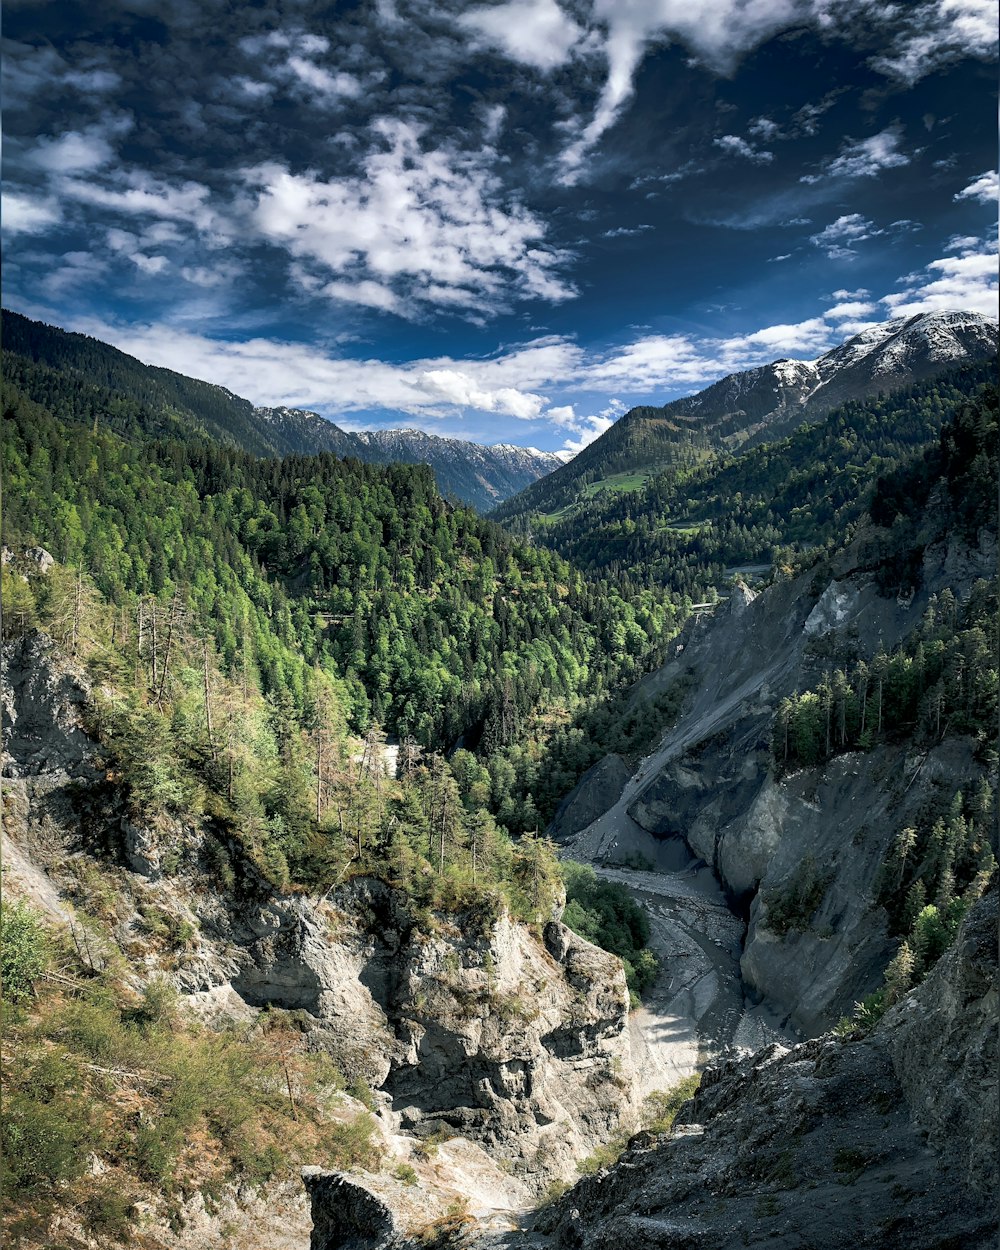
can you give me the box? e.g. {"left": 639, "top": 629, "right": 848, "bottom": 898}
{"left": 499, "top": 363, "right": 994, "bottom": 598}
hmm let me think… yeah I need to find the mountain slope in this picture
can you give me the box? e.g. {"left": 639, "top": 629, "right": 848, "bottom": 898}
{"left": 0, "top": 310, "right": 562, "bottom": 510}
{"left": 491, "top": 360, "right": 995, "bottom": 602}
{"left": 492, "top": 309, "right": 997, "bottom": 522}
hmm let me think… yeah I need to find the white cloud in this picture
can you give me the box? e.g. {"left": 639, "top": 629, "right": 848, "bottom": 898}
{"left": 238, "top": 29, "right": 367, "bottom": 106}
{"left": 285, "top": 56, "right": 362, "bottom": 100}
{"left": 748, "top": 116, "right": 781, "bottom": 140}
{"left": 40, "top": 251, "right": 109, "bottom": 298}
{"left": 32, "top": 128, "right": 116, "bottom": 174}
{"left": 716, "top": 316, "right": 834, "bottom": 361}
{"left": 64, "top": 67, "right": 122, "bottom": 93}
{"left": 560, "top": 0, "right": 806, "bottom": 177}
{"left": 546, "top": 400, "right": 623, "bottom": 453}
{"left": 60, "top": 171, "right": 227, "bottom": 240}
{"left": 880, "top": 237, "right": 999, "bottom": 320}
{"left": 826, "top": 299, "right": 877, "bottom": 320}
{"left": 106, "top": 226, "right": 172, "bottom": 275}
{"left": 1, "top": 192, "right": 62, "bottom": 235}
{"left": 801, "top": 128, "right": 910, "bottom": 183}
{"left": 954, "top": 169, "right": 999, "bottom": 205}
{"left": 321, "top": 279, "right": 400, "bottom": 312}
{"left": 458, "top": 0, "right": 585, "bottom": 72}
{"left": 809, "top": 213, "right": 879, "bottom": 258}
{"left": 870, "top": 0, "right": 998, "bottom": 84}
{"left": 714, "top": 134, "right": 773, "bottom": 163}
{"left": 602, "top": 224, "right": 653, "bottom": 238}
{"left": 421, "top": 369, "right": 547, "bottom": 419}
{"left": 244, "top": 118, "right": 575, "bottom": 313}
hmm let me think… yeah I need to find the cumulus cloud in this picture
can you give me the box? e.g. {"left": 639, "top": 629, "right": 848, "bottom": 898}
{"left": 809, "top": 213, "right": 879, "bottom": 259}
{"left": 61, "top": 170, "right": 224, "bottom": 238}
{"left": 458, "top": 0, "right": 585, "bottom": 72}
{"left": 546, "top": 400, "right": 624, "bottom": 453}
{"left": 880, "top": 236, "right": 999, "bottom": 320}
{"left": 714, "top": 134, "right": 773, "bottom": 163}
{"left": 825, "top": 298, "right": 877, "bottom": 321}
{"left": 64, "top": 67, "right": 122, "bottom": 92}
{"left": 31, "top": 128, "right": 117, "bottom": 174}
{"left": 420, "top": 368, "right": 547, "bottom": 419}
{"left": 238, "top": 29, "right": 366, "bottom": 105}
{"left": 2, "top": 192, "right": 62, "bottom": 235}
{"left": 954, "top": 169, "right": 998, "bottom": 205}
{"left": 801, "top": 127, "right": 910, "bottom": 183}
{"left": 870, "top": 0, "right": 998, "bottom": 84}
{"left": 244, "top": 118, "right": 575, "bottom": 313}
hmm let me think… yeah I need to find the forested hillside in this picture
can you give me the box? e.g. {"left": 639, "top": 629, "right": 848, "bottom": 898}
{"left": 0, "top": 311, "right": 562, "bottom": 510}
{"left": 501, "top": 362, "right": 995, "bottom": 598}
{"left": 3, "top": 379, "right": 677, "bottom": 860}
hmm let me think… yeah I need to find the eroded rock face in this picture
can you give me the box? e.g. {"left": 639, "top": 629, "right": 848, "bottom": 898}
{"left": 607, "top": 525, "right": 997, "bottom": 1035}
{"left": 2, "top": 631, "right": 639, "bottom": 1200}
{"left": 373, "top": 894, "right": 996, "bottom": 1250}
{"left": 2, "top": 634, "right": 95, "bottom": 777}
{"left": 302, "top": 1172, "right": 402, "bottom": 1250}
{"left": 549, "top": 755, "right": 632, "bottom": 844}
{"left": 882, "top": 889, "right": 999, "bottom": 1198}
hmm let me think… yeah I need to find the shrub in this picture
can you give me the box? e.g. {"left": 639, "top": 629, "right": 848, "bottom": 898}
{"left": 642, "top": 1074, "right": 701, "bottom": 1134}
{"left": 1, "top": 899, "right": 48, "bottom": 1006}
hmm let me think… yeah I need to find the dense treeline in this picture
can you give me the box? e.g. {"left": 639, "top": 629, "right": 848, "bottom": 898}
{"left": 773, "top": 579, "right": 998, "bottom": 770}
{"left": 1, "top": 554, "right": 566, "bottom": 921}
{"left": 504, "top": 364, "right": 994, "bottom": 598}
{"left": 2, "top": 382, "right": 674, "bottom": 757}
{"left": 772, "top": 388, "right": 999, "bottom": 772}
{"left": 1, "top": 309, "right": 295, "bottom": 456}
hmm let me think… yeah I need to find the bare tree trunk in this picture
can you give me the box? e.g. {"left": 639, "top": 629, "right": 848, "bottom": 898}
{"left": 157, "top": 590, "right": 180, "bottom": 703}
{"left": 150, "top": 601, "right": 158, "bottom": 690}
{"left": 136, "top": 600, "right": 144, "bottom": 687}
{"left": 72, "top": 571, "right": 82, "bottom": 656}
{"left": 203, "top": 638, "right": 216, "bottom": 760}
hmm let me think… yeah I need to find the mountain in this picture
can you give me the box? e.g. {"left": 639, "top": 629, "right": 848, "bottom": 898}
{"left": 253, "top": 412, "right": 568, "bottom": 512}
{"left": 0, "top": 309, "right": 562, "bottom": 510}
{"left": 492, "top": 309, "right": 998, "bottom": 522}
{"left": 4, "top": 369, "right": 994, "bottom": 1250}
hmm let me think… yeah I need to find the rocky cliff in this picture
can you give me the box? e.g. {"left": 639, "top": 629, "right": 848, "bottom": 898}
{"left": 1, "top": 633, "right": 638, "bottom": 1246}
{"left": 559, "top": 519, "right": 995, "bottom": 1036}
{"left": 306, "top": 891, "right": 999, "bottom": 1249}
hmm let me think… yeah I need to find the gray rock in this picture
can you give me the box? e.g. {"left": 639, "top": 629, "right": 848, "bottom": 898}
{"left": 303, "top": 1171, "right": 403, "bottom": 1250}
{"left": 2, "top": 634, "right": 94, "bottom": 777}
{"left": 365, "top": 895, "right": 997, "bottom": 1250}
{"left": 548, "top": 755, "right": 632, "bottom": 842}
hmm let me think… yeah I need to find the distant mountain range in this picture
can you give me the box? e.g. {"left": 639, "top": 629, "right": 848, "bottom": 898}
{"left": 491, "top": 309, "right": 998, "bottom": 521}
{"left": 0, "top": 310, "right": 564, "bottom": 512}
{"left": 4, "top": 308, "right": 994, "bottom": 518}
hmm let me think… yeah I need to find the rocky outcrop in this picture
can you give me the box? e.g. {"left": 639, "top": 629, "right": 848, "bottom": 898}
{"left": 548, "top": 755, "right": 632, "bottom": 843}
{"left": 882, "top": 889, "right": 999, "bottom": 1198}
{"left": 566, "top": 523, "right": 996, "bottom": 1035}
{"left": 2, "top": 632, "right": 639, "bottom": 1201}
{"left": 530, "top": 891, "right": 999, "bottom": 1250}
{"left": 302, "top": 1173, "right": 402, "bottom": 1250}
{"left": 2, "top": 634, "right": 95, "bottom": 777}
{"left": 337, "top": 894, "right": 996, "bottom": 1250}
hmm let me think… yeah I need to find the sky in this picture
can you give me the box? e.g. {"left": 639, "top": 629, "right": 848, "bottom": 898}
{"left": 2, "top": 0, "right": 997, "bottom": 452}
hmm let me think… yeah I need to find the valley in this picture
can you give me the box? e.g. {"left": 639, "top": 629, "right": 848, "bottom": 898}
{"left": 4, "top": 4, "right": 998, "bottom": 1247}
{"left": 1, "top": 311, "right": 997, "bottom": 1250}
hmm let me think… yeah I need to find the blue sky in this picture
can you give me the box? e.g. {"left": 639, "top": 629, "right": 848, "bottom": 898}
{"left": 3, "top": 0, "right": 997, "bottom": 451}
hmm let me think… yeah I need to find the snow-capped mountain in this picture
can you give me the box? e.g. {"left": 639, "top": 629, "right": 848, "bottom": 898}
{"left": 492, "top": 309, "right": 997, "bottom": 520}
{"left": 251, "top": 408, "right": 566, "bottom": 511}
{"left": 677, "top": 310, "right": 998, "bottom": 446}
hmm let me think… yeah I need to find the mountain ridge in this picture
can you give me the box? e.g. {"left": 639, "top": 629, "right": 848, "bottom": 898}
{"left": 491, "top": 309, "right": 998, "bottom": 522}
{"left": 0, "top": 309, "right": 563, "bottom": 512}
